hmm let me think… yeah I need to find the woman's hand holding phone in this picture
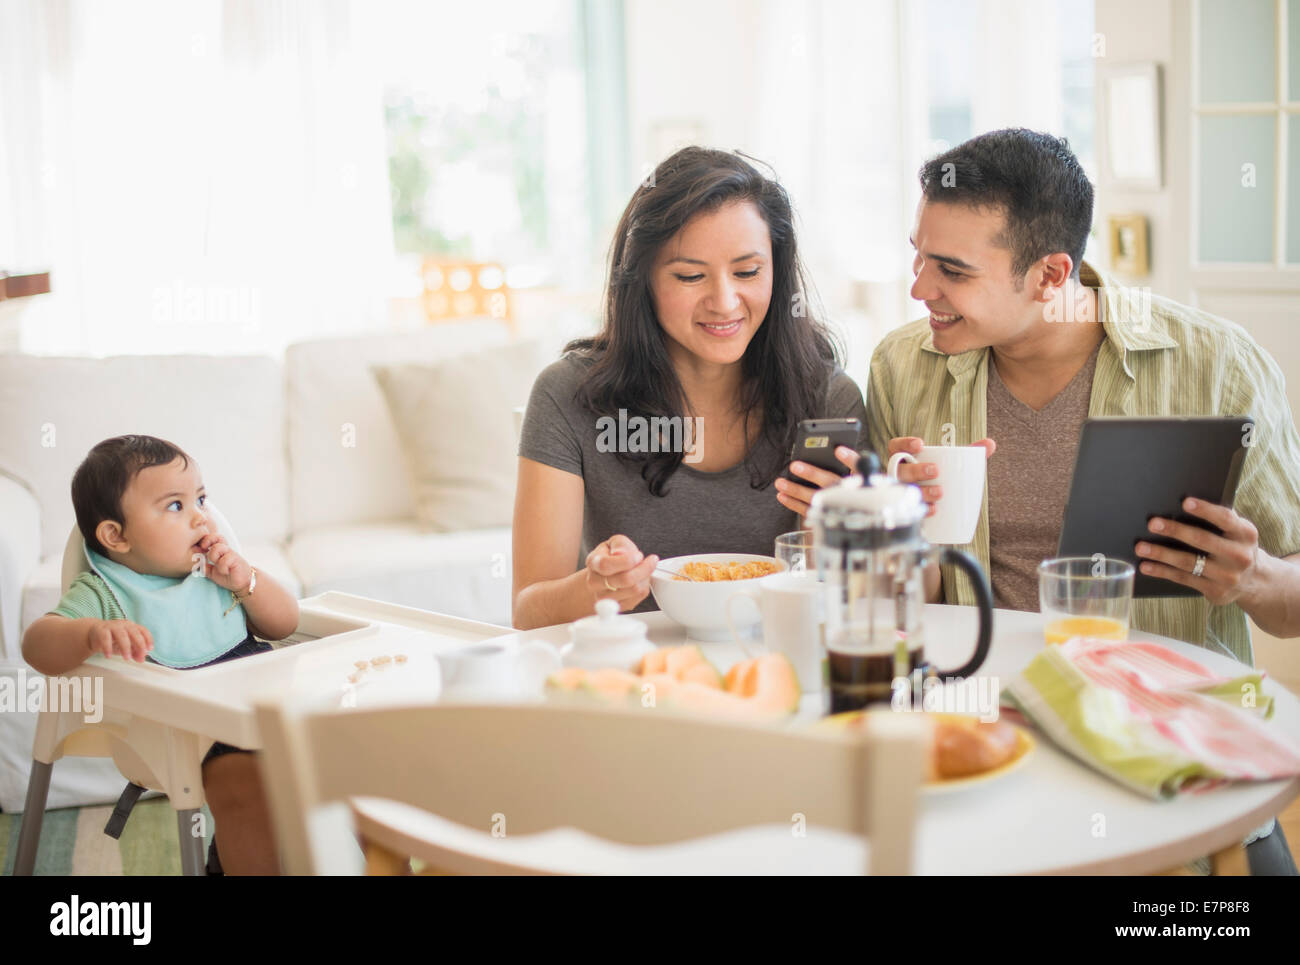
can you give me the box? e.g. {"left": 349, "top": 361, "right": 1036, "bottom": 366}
{"left": 775, "top": 446, "right": 860, "bottom": 518}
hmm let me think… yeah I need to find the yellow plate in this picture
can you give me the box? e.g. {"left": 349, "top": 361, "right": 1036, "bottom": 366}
{"left": 814, "top": 711, "right": 1036, "bottom": 793}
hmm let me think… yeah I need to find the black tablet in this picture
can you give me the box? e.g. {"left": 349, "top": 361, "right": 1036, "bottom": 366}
{"left": 1056, "top": 417, "right": 1254, "bottom": 598}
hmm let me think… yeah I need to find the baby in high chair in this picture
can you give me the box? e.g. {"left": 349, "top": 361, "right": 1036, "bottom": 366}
{"left": 22, "top": 434, "right": 299, "bottom": 875}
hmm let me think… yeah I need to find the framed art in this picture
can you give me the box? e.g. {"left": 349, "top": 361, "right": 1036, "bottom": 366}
{"left": 1109, "top": 213, "right": 1150, "bottom": 276}
{"left": 1103, "top": 63, "right": 1163, "bottom": 190}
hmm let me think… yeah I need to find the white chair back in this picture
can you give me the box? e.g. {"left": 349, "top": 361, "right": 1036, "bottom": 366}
{"left": 60, "top": 501, "right": 242, "bottom": 594}
{"left": 254, "top": 701, "right": 927, "bottom": 876}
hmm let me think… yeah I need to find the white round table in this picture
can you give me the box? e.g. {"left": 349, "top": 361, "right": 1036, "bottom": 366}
{"left": 354, "top": 604, "right": 1300, "bottom": 875}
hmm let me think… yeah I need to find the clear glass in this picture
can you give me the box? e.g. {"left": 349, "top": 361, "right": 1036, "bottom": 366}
{"left": 775, "top": 530, "right": 821, "bottom": 575}
{"left": 1199, "top": 0, "right": 1275, "bottom": 104}
{"left": 1198, "top": 114, "right": 1276, "bottom": 264}
{"left": 1038, "top": 557, "right": 1135, "bottom": 646}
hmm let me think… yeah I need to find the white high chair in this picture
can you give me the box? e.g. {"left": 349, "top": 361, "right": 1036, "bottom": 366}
{"left": 13, "top": 504, "right": 244, "bottom": 876}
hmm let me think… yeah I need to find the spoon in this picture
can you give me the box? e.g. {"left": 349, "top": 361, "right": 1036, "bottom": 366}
{"left": 655, "top": 566, "right": 694, "bottom": 581}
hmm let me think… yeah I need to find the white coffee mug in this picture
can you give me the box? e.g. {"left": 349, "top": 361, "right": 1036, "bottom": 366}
{"left": 725, "top": 572, "right": 824, "bottom": 693}
{"left": 886, "top": 445, "right": 986, "bottom": 545}
{"left": 437, "top": 640, "right": 562, "bottom": 701}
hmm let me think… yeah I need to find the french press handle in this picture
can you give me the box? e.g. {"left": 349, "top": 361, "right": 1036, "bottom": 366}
{"left": 933, "top": 548, "right": 994, "bottom": 679}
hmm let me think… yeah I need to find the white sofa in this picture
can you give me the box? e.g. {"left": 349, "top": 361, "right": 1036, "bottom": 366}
{"left": 0, "top": 317, "right": 549, "bottom": 811}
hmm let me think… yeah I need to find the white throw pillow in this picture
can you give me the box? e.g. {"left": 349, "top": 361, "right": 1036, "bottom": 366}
{"left": 372, "top": 340, "right": 543, "bottom": 531}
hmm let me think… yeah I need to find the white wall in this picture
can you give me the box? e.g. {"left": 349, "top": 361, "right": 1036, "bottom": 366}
{"left": 1092, "top": 0, "right": 1179, "bottom": 296}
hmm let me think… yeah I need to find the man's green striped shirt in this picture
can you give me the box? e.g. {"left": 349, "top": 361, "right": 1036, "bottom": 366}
{"left": 865, "top": 263, "right": 1300, "bottom": 665}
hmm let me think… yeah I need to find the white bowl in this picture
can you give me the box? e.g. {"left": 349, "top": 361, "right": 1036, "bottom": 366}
{"left": 650, "top": 553, "right": 785, "bottom": 641}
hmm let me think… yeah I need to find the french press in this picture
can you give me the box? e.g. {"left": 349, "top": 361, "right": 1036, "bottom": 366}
{"left": 806, "top": 451, "right": 994, "bottom": 713}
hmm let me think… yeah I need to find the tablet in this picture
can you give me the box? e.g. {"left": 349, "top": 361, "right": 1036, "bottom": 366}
{"left": 1056, "top": 417, "right": 1254, "bottom": 598}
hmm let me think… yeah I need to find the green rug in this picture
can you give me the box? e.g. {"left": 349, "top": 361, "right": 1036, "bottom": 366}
{"left": 0, "top": 800, "right": 214, "bottom": 876}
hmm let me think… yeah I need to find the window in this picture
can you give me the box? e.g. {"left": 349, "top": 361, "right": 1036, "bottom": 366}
{"left": 378, "top": 1, "right": 593, "bottom": 293}
{"left": 1194, "top": 0, "right": 1300, "bottom": 265}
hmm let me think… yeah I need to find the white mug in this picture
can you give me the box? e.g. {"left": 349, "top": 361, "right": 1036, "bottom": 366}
{"left": 725, "top": 572, "right": 824, "bottom": 693}
{"left": 437, "top": 640, "right": 562, "bottom": 701}
{"left": 886, "top": 445, "right": 986, "bottom": 545}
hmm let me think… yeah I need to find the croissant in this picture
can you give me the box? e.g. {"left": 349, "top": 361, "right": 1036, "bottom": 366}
{"left": 927, "top": 715, "right": 1020, "bottom": 780}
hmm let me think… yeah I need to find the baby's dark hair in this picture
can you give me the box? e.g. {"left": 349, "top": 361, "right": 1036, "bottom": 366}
{"left": 72, "top": 435, "right": 191, "bottom": 556}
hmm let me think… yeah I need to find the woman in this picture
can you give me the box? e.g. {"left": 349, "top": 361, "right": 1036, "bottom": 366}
{"left": 512, "top": 147, "right": 865, "bottom": 630}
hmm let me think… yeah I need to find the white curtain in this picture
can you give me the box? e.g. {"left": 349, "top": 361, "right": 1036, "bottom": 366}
{"left": 623, "top": 0, "right": 1078, "bottom": 385}
{"left": 1, "top": 0, "right": 394, "bottom": 357}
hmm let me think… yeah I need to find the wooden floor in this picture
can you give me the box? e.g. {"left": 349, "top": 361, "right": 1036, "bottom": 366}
{"left": 1251, "top": 623, "right": 1300, "bottom": 870}
{"left": 1280, "top": 793, "right": 1300, "bottom": 868}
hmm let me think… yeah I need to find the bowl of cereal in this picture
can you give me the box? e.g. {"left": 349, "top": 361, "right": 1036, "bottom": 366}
{"left": 650, "top": 553, "right": 785, "bottom": 641}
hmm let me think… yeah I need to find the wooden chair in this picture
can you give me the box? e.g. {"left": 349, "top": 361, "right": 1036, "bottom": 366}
{"left": 253, "top": 701, "right": 928, "bottom": 876}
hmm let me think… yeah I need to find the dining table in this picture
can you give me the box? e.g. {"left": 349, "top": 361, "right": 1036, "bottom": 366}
{"left": 352, "top": 599, "right": 1300, "bottom": 876}
{"left": 15, "top": 591, "right": 1300, "bottom": 875}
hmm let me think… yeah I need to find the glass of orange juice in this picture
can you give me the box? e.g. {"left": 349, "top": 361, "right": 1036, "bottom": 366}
{"left": 1038, "top": 557, "right": 1135, "bottom": 645}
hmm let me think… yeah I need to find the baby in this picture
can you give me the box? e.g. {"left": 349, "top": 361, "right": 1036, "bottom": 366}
{"left": 22, "top": 434, "right": 299, "bottom": 875}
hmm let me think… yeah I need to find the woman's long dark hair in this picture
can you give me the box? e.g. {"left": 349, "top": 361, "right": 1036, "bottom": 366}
{"left": 566, "top": 146, "right": 842, "bottom": 496}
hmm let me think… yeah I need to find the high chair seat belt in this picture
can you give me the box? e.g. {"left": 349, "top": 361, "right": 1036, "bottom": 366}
{"left": 104, "top": 781, "right": 147, "bottom": 839}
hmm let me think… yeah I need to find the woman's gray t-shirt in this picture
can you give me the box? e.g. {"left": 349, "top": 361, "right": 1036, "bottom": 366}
{"left": 518, "top": 354, "right": 868, "bottom": 610}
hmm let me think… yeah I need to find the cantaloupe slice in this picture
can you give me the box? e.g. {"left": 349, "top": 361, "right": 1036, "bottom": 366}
{"left": 721, "top": 654, "right": 801, "bottom": 713}
{"left": 640, "top": 649, "right": 669, "bottom": 675}
{"left": 546, "top": 651, "right": 797, "bottom": 718}
{"left": 583, "top": 668, "right": 641, "bottom": 700}
{"left": 547, "top": 667, "right": 589, "bottom": 691}
{"left": 636, "top": 645, "right": 722, "bottom": 689}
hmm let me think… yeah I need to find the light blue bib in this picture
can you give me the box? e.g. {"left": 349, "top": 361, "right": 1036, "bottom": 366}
{"left": 85, "top": 548, "right": 248, "bottom": 669}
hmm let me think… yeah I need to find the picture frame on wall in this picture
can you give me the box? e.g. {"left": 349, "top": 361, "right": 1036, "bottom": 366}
{"left": 1109, "top": 213, "right": 1150, "bottom": 277}
{"left": 1103, "top": 63, "right": 1163, "bottom": 191}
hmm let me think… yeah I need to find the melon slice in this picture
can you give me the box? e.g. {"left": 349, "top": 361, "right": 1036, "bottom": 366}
{"left": 545, "top": 650, "right": 797, "bottom": 719}
{"left": 636, "top": 645, "right": 722, "bottom": 689}
{"left": 722, "top": 654, "right": 801, "bottom": 713}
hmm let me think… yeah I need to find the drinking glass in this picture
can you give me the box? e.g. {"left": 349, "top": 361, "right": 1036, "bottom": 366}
{"left": 1038, "top": 557, "right": 1135, "bottom": 645}
{"left": 775, "top": 530, "right": 820, "bottom": 575}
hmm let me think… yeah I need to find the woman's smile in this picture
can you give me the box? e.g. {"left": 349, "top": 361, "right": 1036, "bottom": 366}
{"left": 698, "top": 317, "right": 744, "bottom": 337}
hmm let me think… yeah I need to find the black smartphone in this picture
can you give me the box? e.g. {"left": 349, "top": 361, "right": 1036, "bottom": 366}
{"left": 790, "top": 418, "right": 862, "bottom": 477}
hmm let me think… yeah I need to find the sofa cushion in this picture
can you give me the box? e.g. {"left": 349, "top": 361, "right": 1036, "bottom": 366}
{"left": 288, "top": 521, "right": 513, "bottom": 626}
{"left": 284, "top": 321, "right": 519, "bottom": 534}
{"left": 0, "top": 353, "right": 289, "bottom": 560}
{"left": 372, "top": 339, "right": 544, "bottom": 532}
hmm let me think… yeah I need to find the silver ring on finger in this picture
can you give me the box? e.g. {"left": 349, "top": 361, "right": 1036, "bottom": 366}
{"left": 1192, "top": 555, "right": 1206, "bottom": 578}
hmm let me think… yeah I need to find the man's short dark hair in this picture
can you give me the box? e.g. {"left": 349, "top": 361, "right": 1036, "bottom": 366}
{"left": 71, "top": 435, "right": 191, "bottom": 556}
{"left": 918, "top": 128, "right": 1094, "bottom": 283}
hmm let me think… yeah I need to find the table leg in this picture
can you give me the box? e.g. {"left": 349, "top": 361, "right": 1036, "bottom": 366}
{"left": 13, "top": 760, "right": 53, "bottom": 876}
{"left": 1210, "top": 842, "right": 1250, "bottom": 876}
{"left": 362, "top": 838, "right": 411, "bottom": 876}
{"left": 176, "top": 808, "right": 206, "bottom": 876}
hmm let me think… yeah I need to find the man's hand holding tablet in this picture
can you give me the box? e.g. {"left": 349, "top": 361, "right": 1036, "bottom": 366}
{"left": 1136, "top": 497, "right": 1263, "bottom": 607}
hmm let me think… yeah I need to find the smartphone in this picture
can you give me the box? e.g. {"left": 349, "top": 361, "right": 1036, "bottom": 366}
{"left": 790, "top": 418, "right": 862, "bottom": 477}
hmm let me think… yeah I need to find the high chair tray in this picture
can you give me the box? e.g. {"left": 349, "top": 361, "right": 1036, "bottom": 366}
{"left": 75, "top": 593, "right": 511, "bottom": 750}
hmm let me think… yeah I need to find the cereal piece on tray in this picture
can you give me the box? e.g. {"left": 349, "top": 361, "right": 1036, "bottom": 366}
{"left": 371, "top": 655, "right": 392, "bottom": 667}
{"left": 394, "top": 654, "right": 408, "bottom": 664}
{"left": 354, "top": 660, "right": 369, "bottom": 670}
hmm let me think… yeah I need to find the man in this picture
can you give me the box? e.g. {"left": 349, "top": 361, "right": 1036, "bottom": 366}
{"left": 855, "top": 129, "right": 1299, "bottom": 873}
